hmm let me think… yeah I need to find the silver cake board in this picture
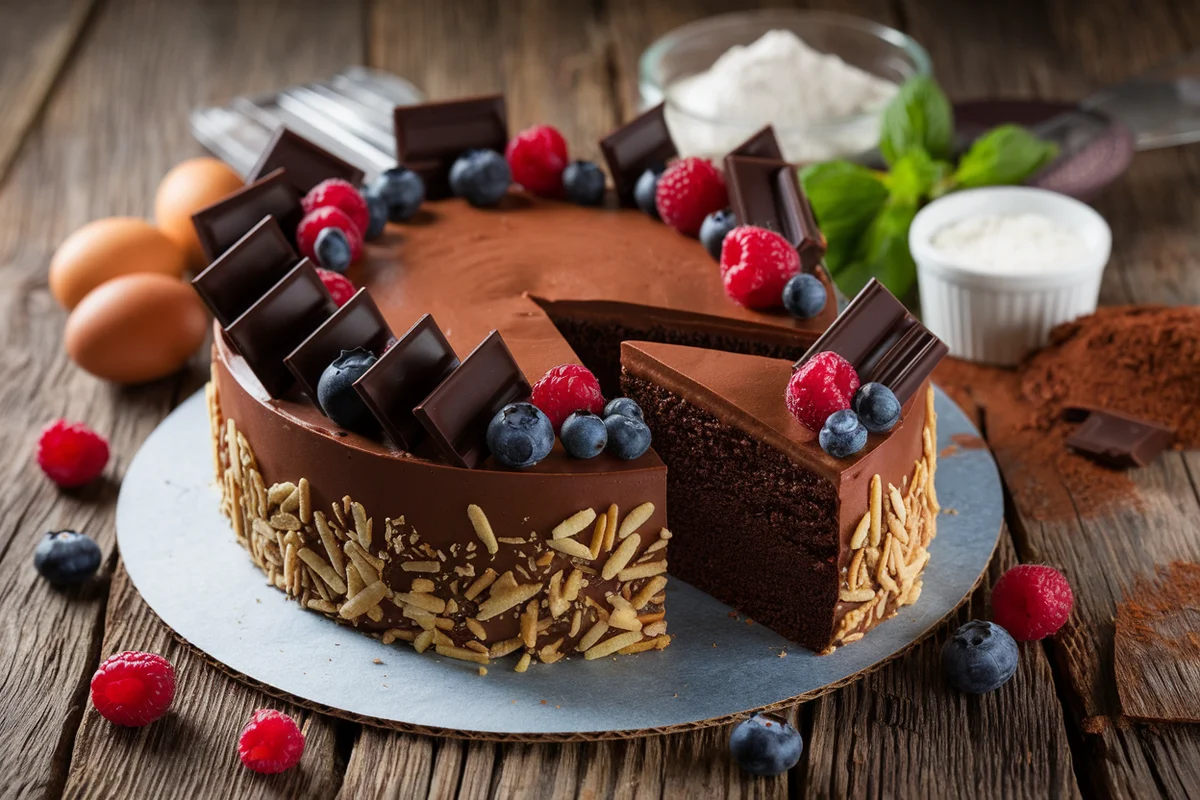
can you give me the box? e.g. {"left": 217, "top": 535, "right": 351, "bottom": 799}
{"left": 115, "top": 386, "right": 1002, "bottom": 741}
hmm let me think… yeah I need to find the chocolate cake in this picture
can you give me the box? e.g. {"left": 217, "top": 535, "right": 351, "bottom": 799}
{"left": 195, "top": 98, "right": 944, "bottom": 669}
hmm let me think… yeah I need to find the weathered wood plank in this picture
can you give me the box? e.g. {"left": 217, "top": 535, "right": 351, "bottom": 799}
{"left": 0, "top": 0, "right": 97, "bottom": 186}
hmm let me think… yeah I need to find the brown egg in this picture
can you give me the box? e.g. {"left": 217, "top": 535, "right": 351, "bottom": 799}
{"left": 155, "top": 157, "right": 245, "bottom": 267}
{"left": 64, "top": 273, "right": 209, "bottom": 384}
{"left": 50, "top": 217, "right": 188, "bottom": 310}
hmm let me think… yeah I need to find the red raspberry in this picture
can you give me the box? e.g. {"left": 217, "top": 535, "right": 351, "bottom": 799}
{"left": 297, "top": 207, "right": 363, "bottom": 265}
{"left": 316, "top": 268, "right": 355, "bottom": 307}
{"left": 530, "top": 364, "right": 605, "bottom": 432}
{"left": 301, "top": 178, "right": 369, "bottom": 237}
{"left": 37, "top": 419, "right": 109, "bottom": 488}
{"left": 238, "top": 709, "right": 306, "bottom": 774}
{"left": 785, "top": 352, "right": 860, "bottom": 432}
{"left": 720, "top": 226, "right": 801, "bottom": 309}
{"left": 505, "top": 124, "right": 568, "bottom": 197}
{"left": 90, "top": 651, "right": 175, "bottom": 726}
{"left": 654, "top": 157, "right": 727, "bottom": 237}
{"left": 991, "top": 564, "right": 1073, "bottom": 641}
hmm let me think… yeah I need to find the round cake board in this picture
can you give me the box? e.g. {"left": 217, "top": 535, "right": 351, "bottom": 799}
{"left": 116, "top": 387, "right": 1002, "bottom": 742}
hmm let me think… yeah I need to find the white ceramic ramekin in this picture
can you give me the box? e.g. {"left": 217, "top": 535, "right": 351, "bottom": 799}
{"left": 909, "top": 186, "right": 1112, "bottom": 366}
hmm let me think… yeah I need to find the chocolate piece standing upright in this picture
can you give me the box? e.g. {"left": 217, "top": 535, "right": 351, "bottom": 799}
{"left": 1066, "top": 409, "right": 1174, "bottom": 468}
{"left": 725, "top": 155, "right": 826, "bottom": 270}
{"left": 246, "top": 127, "right": 365, "bottom": 194}
{"left": 413, "top": 331, "right": 531, "bottom": 469}
{"left": 223, "top": 259, "right": 337, "bottom": 397}
{"left": 728, "top": 126, "right": 784, "bottom": 161}
{"left": 796, "top": 279, "right": 947, "bottom": 407}
{"left": 393, "top": 95, "right": 508, "bottom": 199}
{"left": 283, "top": 289, "right": 395, "bottom": 404}
{"left": 192, "top": 216, "right": 299, "bottom": 326}
{"left": 354, "top": 314, "right": 461, "bottom": 451}
{"left": 599, "top": 103, "right": 678, "bottom": 206}
{"left": 192, "top": 169, "right": 303, "bottom": 263}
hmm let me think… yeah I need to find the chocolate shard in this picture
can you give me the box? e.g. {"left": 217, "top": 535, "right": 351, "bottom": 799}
{"left": 599, "top": 103, "right": 678, "bottom": 206}
{"left": 393, "top": 95, "right": 508, "bottom": 199}
{"left": 1066, "top": 409, "right": 1174, "bottom": 468}
{"left": 725, "top": 155, "right": 826, "bottom": 270}
{"left": 796, "top": 279, "right": 947, "bottom": 406}
{"left": 192, "top": 216, "right": 298, "bottom": 327}
{"left": 246, "top": 126, "right": 366, "bottom": 194}
{"left": 412, "top": 331, "right": 531, "bottom": 469}
{"left": 729, "top": 125, "right": 784, "bottom": 161}
{"left": 192, "top": 168, "right": 303, "bottom": 264}
{"left": 224, "top": 259, "right": 337, "bottom": 397}
{"left": 283, "top": 289, "right": 395, "bottom": 404}
{"left": 354, "top": 314, "right": 461, "bottom": 451}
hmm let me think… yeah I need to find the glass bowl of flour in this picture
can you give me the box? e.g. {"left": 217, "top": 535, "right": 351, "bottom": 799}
{"left": 640, "top": 10, "right": 930, "bottom": 163}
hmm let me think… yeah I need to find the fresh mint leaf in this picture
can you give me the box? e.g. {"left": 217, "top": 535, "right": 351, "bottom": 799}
{"left": 836, "top": 197, "right": 918, "bottom": 299}
{"left": 885, "top": 150, "right": 951, "bottom": 203}
{"left": 799, "top": 160, "right": 889, "bottom": 272}
{"left": 953, "top": 124, "right": 1059, "bottom": 188}
{"left": 879, "top": 76, "right": 954, "bottom": 165}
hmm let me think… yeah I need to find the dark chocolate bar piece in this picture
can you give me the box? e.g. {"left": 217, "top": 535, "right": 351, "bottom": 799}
{"left": 599, "top": 103, "right": 678, "bottom": 206}
{"left": 725, "top": 155, "right": 826, "bottom": 270}
{"left": 192, "top": 216, "right": 298, "bottom": 327}
{"left": 283, "top": 289, "right": 395, "bottom": 404}
{"left": 413, "top": 331, "right": 531, "bottom": 469}
{"left": 192, "top": 168, "right": 303, "bottom": 264}
{"left": 246, "top": 127, "right": 365, "bottom": 194}
{"left": 1066, "top": 409, "right": 1174, "bottom": 468}
{"left": 354, "top": 314, "right": 461, "bottom": 451}
{"left": 224, "top": 259, "right": 336, "bottom": 397}
{"left": 729, "top": 126, "right": 784, "bottom": 161}
{"left": 795, "top": 279, "right": 946, "bottom": 406}
{"left": 393, "top": 95, "right": 508, "bottom": 199}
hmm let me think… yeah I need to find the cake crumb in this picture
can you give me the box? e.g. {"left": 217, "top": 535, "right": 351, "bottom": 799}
{"left": 478, "top": 667, "right": 488, "bottom": 676}
{"left": 540, "top": 699, "right": 547, "bottom": 705}
{"left": 778, "top": 649, "right": 787, "bottom": 658}
{"left": 372, "top": 658, "right": 382, "bottom": 665}
{"left": 745, "top": 618, "right": 754, "bottom": 626}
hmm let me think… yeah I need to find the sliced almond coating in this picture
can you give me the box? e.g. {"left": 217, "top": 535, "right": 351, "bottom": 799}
{"left": 577, "top": 620, "right": 609, "bottom": 651}
{"left": 436, "top": 644, "right": 490, "bottom": 665}
{"left": 569, "top": 609, "right": 582, "bottom": 638}
{"left": 411, "top": 578, "right": 435, "bottom": 593}
{"left": 401, "top": 560, "right": 440, "bottom": 573}
{"left": 520, "top": 600, "right": 539, "bottom": 648}
{"left": 584, "top": 631, "right": 644, "bottom": 660}
{"left": 340, "top": 580, "right": 388, "bottom": 619}
{"left": 270, "top": 511, "right": 302, "bottom": 532}
{"left": 547, "top": 571, "right": 569, "bottom": 618}
{"left": 631, "top": 576, "right": 669, "bottom": 610}
{"left": 603, "top": 504, "right": 618, "bottom": 552}
{"left": 841, "top": 631, "right": 865, "bottom": 644}
{"left": 346, "top": 539, "right": 385, "bottom": 572}
{"left": 535, "top": 551, "right": 555, "bottom": 568}
{"left": 298, "top": 549, "right": 348, "bottom": 595}
{"left": 643, "top": 621, "right": 668, "bottom": 638}
{"left": 878, "top": 569, "right": 900, "bottom": 595}
{"left": 445, "top": 598, "right": 458, "bottom": 615}
{"left": 869, "top": 475, "right": 882, "bottom": 546}
{"left": 476, "top": 582, "right": 543, "bottom": 621}
{"left": 602, "top": 534, "right": 641, "bottom": 580}
{"left": 840, "top": 587, "right": 875, "bottom": 603}
{"left": 617, "top": 561, "right": 666, "bottom": 582}
{"left": 464, "top": 568, "right": 498, "bottom": 601}
{"left": 467, "top": 504, "right": 499, "bottom": 555}
{"left": 306, "top": 599, "right": 337, "bottom": 614}
{"left": 267, "top": 481, "right": 296, "bottom": 508}
{"left": 620, "top": 634, "right": 670, "bottom": 654}
{"left": 850, "top": 512, "right": 871, "bottom": 550}
{"left": 366, "top": 605, "right": 384, "bottom": 623}
{"left": 400, "top": 604, "right": 437, "bottom": 631}
{"left": 280, "top": 487, "right": 301, "bottom": 514}
{"left": 314, "top": 512, "right": 346, "bottom": 580}
{"left": 382, "top": 628, "right": 415, "bottom": 644}
{"left": 588, "top": 513, "right": 607, "bottom": 559}
{"left": 552, "top": 508, "right": 596, "bottom": 540}
{"left": 608, "top": 598, "right": 643, "bottom": 632}
{"left": 351, "top": 502, "right": 372, "bottom": 550}
{"left": 514, "top": 653, "right": 532, "bottom": 673}
{"left": 490, "top": 637, "right": 523, "bottom": 658}
{"left": 282, "top": 543, "right": 297, "bottom": 592}
{"left": 434, "top": 617, "right": 455, "bottom": 631}
{"left": 345, "top": 542, "right": 381, "bottom": 585}
{"left": 298, "top": 478, "right": 312, "bottom": 524}
{"left": 539, "top": 638, "right": 565, "bottom": 664}
{"left": 493, "top": 571, "right": 518, "bottom": 594}
{"left": 876, "top": 536, "right": 893, "bottom": 585}
{"left": 413, "top": 629, "right": 434, "bottom": 653}
{"left": 889, "top": 485, "right": 907, "bottom": 526}
{"left": 847, "top": 549, "right": 865, "bottom": 592}
{"left": 644, "top": 538, "right": 669, "bottom": 555}
{"left": 394, "top": 592, "right": 446, "bottom": 614}
{"left": 617, "top": 503, "right": 655, "bottom": 540}
{"left": 637, "top": 610, "right": 665, "bottom": 625}
{"left": 466, "top": 618, "right": 488, "bottom": 641}
{"left": 464, "top": 640, "right": 489, "bottom": 654}
{"left": 547, "top": 537, "right": 592, "bottom": 560}
{"left": 887, "top": 514, "right": 910, "bottom": 546}
{"left": 563, "top": 568, "right": 583, "bottom": 603}
{"left": 496, "top": 536, "right": 526, "bottom": 545}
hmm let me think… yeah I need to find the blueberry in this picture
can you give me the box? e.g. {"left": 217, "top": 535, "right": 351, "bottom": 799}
{"left": 449, "top": 149, "right": 511, "bottom": 207}
{"left": 699, "top": 209, "right": 737, "bottom": 261}
{"left": 634, "top": 166, "right": 664, "bottom": 219}
{"left": 34, "top": 530, "right": 102, "bottom": 585}
{"left": 486, "top": 402, "right": 554, "bottom": 468}
{"left": 729, "top": 714, "right": 803, "bottom": 777}
{"left": 604, "top": 414, "right": 651, "bottom": 460}
{"left": 782, "top": 273, "right": 827, "bottom": 319}
{"left": 942, "top": 620, "right": 1019, "bottom": 694}
{"left": 314, "top": 227, "right": 353, "bottom": 273}
{"left": 603, "top": 397, "right": 644, "bottom": 421}
{"left": 562, "top": 161, "right": 607, "bottom": 206}
{"left": 560, "top": 411, "right": 608, "bottom": 459}
{"left": 368, "top": 167, "right": 425, "bottom": 222}
{"left": 853, "top": 382, "right": 901, "bottom": 434}
{"left": 363, "top": 191, "right": 388, "bottom": 240}
{"left": 819, "top": 409, "right": 867, "bottom": 459}
{"left": 317, "top": 348, "right": 378, "bottom": 434}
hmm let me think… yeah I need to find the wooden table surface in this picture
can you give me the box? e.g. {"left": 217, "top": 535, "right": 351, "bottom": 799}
{"left": 3, "top": 0, "right": 1199, "bottom": 797}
